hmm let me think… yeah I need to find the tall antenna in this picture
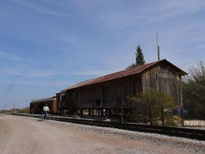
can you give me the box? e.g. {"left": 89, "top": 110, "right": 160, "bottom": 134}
{"left": 157, "top": 32, "right": 160, "bottom": 61}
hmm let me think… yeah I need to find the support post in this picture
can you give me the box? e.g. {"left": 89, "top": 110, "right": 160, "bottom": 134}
{"left": 121, "top": 105, "right": 124, "bottom": 123}
{"left": 181, "top": 107, "right": 184, "bottom": 126}
{"left": 97, "top": 109, "right": 100, "bottom": 116}
{"left": 80, "top": 109, "right": 83, "bottom": 116}
{"left": 89, "top": 109, "right": 91, "bottom": 116}
{"left": 149, "top": 106, "right": 152, "bottom": 125}
{"left": 161, "top": 105, "right": 164, "bottom": 126}
{"left": 101, "top": 109, "right": 103, "bottom": 117}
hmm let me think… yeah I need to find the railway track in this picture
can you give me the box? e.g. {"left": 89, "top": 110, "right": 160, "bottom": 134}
{"left": 10, "top": 113, "right": 205, "bottom": 141}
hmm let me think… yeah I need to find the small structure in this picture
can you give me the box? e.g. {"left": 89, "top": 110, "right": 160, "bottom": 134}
{"left": 58, "top": 59, "right": 187, "bottom": 119}
{"left": 30, "top": 96, "right": 57, "bottom": 114}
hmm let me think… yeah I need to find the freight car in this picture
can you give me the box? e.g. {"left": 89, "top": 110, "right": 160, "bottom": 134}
{"left": 30, "top": 96, "right": 57, "bottom": 114}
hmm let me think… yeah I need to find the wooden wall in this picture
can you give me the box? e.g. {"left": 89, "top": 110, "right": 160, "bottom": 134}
{"left": 141, "top": 64, "right": 182, "bottom": 106}
{"left": 57, "top": 92, "right": 68, "bottom": 113}
{"left": 52, "top": 99, "right": 57, "bottom": 113}
{"left": 68, "top": 75, "right": 141, "bottom": 110}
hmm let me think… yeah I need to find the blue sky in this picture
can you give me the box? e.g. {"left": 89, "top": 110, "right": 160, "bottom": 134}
{"left": 0, "top": 0, "right": 205, "bottom": 109}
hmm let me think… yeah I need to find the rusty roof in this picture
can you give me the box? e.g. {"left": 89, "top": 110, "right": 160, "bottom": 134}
{"left": 65, "top": 59, "right": 187, "bottom": 91}
{"left": 30, "top": 97, "right": 55, "bottom": 104}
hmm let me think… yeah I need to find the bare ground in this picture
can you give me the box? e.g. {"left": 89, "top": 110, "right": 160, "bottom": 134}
{"left": 0, "top": 114, "right": 204, "bottom": 154}
{"left": 184, "top": 120, "right": 205, "bottom": 129}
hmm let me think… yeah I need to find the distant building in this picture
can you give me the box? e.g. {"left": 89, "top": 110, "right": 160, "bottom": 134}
{"left": 30, "top": 97, "right": 57, "bottom": 114}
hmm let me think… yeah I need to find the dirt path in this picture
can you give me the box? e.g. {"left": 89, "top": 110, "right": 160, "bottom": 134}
{"left": 0, "top": 115, "right": 204, "bottom": 154}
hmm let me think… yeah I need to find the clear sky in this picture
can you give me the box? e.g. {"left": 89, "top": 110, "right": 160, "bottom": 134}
{"left": 0, "top": 0, "right": 205, "bottom": 109}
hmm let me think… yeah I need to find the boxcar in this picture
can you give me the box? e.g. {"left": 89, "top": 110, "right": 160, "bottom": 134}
{"left": 30, "top": 97, "right": 57, "bottom": 114}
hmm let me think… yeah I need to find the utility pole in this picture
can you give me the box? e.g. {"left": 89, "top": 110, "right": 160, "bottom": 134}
{"left": 157, "top": 32, "right": 160, "bottom": 61}
{"left": 13, "top": 103, "right": 15, "bottom": 113}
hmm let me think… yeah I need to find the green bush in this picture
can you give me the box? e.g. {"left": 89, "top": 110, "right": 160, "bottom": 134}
{"left": 165, "top": 115, "right": 181, "bottom": 126}
{"left": 18, "top": 107, "right": 30, "bottom": 113}
{"left": 128, "top": 89, "right": 176, "bottom": 126}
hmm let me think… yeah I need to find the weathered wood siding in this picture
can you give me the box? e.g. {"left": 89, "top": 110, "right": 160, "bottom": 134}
{"left": 58, "top": 91, "right": 67, "bottom": 112}
{"left": 141, "top": 65, "right": 182, "bottom": 106}
{"left": 52, "top": 99, "right": 57, "bottom": 113}
{"left": 56, "top": 93, "right": 60, "bottom": 113}
{"left": 72, "top": 75, "right": 141, "bottom": 110}
{"left": 62, "top": 63, "right": 184, "bottom": 112}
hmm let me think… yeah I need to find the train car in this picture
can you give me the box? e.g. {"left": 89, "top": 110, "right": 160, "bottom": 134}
{"left": 30, "top": 96, "right": 57, "bottom": 114}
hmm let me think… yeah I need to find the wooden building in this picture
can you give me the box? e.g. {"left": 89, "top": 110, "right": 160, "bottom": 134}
{"left": 30, "top": 96, "right": 57, "bottom": 114}
{"left": 58, "top": 59, "right": 187, "bottom": 118}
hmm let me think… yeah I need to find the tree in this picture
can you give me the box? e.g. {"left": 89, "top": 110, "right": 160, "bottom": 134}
{"left": 126, "top": 63, "right": 136, "bottom": 70}
{"left": 183, "top": 61, "right": 205, "bottom": 119}
{"left": 128, "top": 89, "right": 176, "bottom": 126}
{"left": 136, "top": 45, "right": 145, "bottom": 66}
{"left": 126, "top": 45, "right": 145, "bottom": 69}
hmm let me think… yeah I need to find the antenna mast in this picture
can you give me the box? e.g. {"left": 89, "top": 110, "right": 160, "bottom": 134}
{"left": 157, "top": 32, "right": 160, "bottom": 61}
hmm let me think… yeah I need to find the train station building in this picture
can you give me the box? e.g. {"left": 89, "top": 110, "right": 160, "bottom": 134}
{"left": 56, "top": 59, "right": 187, "bottom": 119}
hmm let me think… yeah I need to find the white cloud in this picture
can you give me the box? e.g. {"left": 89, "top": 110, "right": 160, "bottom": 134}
{"left": 11, "top": 0, "right": 62, "bottom": 16}
{"left": 0, "top": 51, "right": 5, "bottom": 56}
{"left": 4, "top": 70, "right": 23, "bottom": 76}
{"left": 42, "top": 0, "right": 70, "bottom": 7}
{"left": 4, "top": 69, "right": 57, "bottom": 78}
{"left": 52, "top": 33, "right": 77, "bottom": 46}
{"left": 141, "top": 0, "right": 205, "bottom": 22}
{"left": 0, "top": 51, "right": 32, "bottom": 63}
{"left": 60, "top": 34, "right": 77, "bottom": 44}
{"left": 0, "top": 80, "right": 68, "bottom": 86}
{"left": 71, "top": 69, "right": 116, "bottom": 77}
{"left": 91, "top": 0, "right": 205, "bottom": 29}
{"left": 100, "top": 13, "right": 137, "bottom": 29}
{"left": 13, "top": 80, "right": 68, "bottom": 86}
{"left": 30, "top": 71, "right": 57, "bottom": 77}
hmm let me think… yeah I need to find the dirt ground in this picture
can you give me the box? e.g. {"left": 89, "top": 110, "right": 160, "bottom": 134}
{"left": 0, "top": 114, "right": 204, "bottom": 154}
{"left": 184, "top": 120, "right": 205, "bottom": 127}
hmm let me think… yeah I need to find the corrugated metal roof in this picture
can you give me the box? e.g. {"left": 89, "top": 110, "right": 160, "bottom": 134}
{"left": 65, "top": 59, "right": 187, "bottom": 91}
{"left": 30, "top": 97, "right": 55, "bottom": 104}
